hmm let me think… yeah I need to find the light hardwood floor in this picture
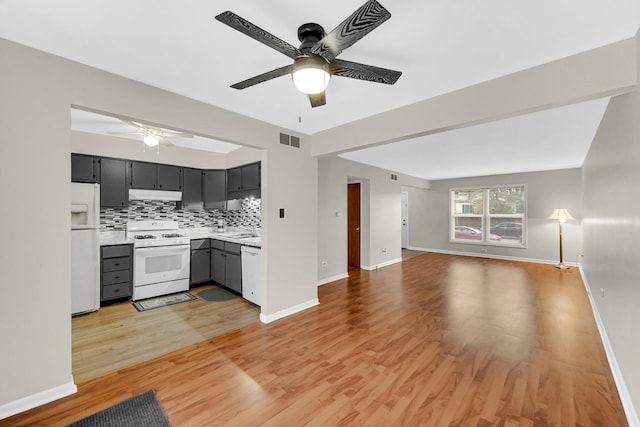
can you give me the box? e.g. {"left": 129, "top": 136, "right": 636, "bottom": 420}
{"left": 72, "top": 285, "right": 260, "bottom": 383}
{"left": 3, "top": 253, "right": 627, "bottom": 426}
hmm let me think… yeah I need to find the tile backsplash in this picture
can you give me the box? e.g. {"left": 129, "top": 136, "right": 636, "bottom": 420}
{"left": 100, "top": 198, "right": 261, "bottom": 230}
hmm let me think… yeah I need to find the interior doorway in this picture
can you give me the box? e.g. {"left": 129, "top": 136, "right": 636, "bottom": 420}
{"left": 348, "top": 182, "right": 361, "bottom": 268}
{"left": 401, "top": 191, "right": 409, "bottom": 249}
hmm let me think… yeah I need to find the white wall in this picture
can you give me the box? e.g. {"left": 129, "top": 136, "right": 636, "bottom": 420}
{"left": 581, "top": 29, "right": 640, "bottom": 420}
{"left": 0, "top": 37, "right": 317, "bottom": 416}
{"left": 317, "top": 156, "right": 426, "bottom": 283}
{"left": 407, "top": 168, "right": 583, "bottom": 264}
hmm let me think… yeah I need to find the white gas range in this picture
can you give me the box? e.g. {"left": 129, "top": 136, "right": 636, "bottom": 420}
{"left": 126, "top": 220, "right": 190, "bottom": 301}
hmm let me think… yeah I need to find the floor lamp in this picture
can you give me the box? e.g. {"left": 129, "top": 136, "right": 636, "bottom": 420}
{"left": 548, "top": 208, "right": 575, "bottom": 269}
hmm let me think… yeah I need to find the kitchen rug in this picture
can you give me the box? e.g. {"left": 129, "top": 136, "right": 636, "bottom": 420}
{"left": 133, "top": 292, "right": 196, "bottom": 312}
{"left": 66, "top": 390, "right": 171, "bottom": 427}
{"left": 197, "top": 287, "right": 239, "bottom": 303}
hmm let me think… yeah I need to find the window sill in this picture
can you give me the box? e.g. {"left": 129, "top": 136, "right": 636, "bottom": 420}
{"left": 449, "top": 239, "right": 526, "bottom": 249}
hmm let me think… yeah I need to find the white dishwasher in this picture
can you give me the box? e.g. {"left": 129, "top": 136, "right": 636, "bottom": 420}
{"left": 241, "top": 246, "right": 261, "bottom": 306}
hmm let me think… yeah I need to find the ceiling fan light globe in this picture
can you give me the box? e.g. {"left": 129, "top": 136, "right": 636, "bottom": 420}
{"left": 143, "top": 135, "right": 160, "bottom": 147}
{"left": 292, "top": 55, "right": 330, "bottom": 95}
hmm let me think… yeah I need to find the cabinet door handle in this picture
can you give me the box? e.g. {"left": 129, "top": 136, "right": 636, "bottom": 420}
{"left": 113, "top": 263, "right": 120, "bottom": 267}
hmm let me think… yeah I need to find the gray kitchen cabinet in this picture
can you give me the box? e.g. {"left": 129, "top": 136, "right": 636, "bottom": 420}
{"left": 100, "top": 244, "right": 133, "bottom": 303}
{"left": 225, "top": 250, "right": 242, "bottom": 294}
{"left": 226, "top": 167, "right": 242, "bottom": 192}
{"left": 190, "top": 239, "right": 211, "bottom": 286}
{"left": 99, "top": 157, "right": 128, "bottom": 208}
{"left": 182, "top": 167, "right": 203, "bottom": 207}
{"left": 203, "top": 169, "right": 226, "bottom": 210}
{"left": 211, "top": 250, "right": 226, "bottom": 286}
{"left": 128, "top": 161, "right": 157, "bottom": 189}
{"left": 210, "top": 239, "right": 242, "bottom": 294}
{"left": 227, "top": 162, "right": 260, "bottom": 200}
{"left": 157, "top": 164, "right": 182, "bottom": 191}
{"left": 71, "top": 153, "right": 99, "bottom": 183}
{"left": 128, "top": 161, "right": 182, "bottom": 191}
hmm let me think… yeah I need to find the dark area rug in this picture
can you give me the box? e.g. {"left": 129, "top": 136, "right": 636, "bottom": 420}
{"left": 197, "top": 286, "right": 239, "bottom": 303}
{"left": 133, "top": 292, "right": 195, "bottom": 312}
{"left": 66, "top": 390, "right": 171, "bottom": 427}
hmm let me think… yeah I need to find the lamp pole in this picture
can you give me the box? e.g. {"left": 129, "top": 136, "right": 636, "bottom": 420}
{"left": 556, "top": 219, "right": 568, "bottom": 269}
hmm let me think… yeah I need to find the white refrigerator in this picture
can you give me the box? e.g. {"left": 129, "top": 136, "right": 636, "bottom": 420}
{"left": 70, "top": 182, "right": 100, "bottom": 316}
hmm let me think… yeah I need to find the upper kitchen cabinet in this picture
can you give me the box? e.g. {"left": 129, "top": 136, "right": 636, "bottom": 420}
{"left": 182, "top": 167, "right": 203, "bottom": 207}
{"left": 127, "top": 161, "right": 182, "bottom": 191}
{"left": 127, "top": 161, "right": 157, "bottom": 189}
{"left": 100, "top": 157, "right": 127, "bottom": 208}
{"left": 157, "top": 164, "right": 182, "bottom": 191}
{"left": 227, "top": 162, "right": 261, "bottom": 200}
{"left": 203, "top": 169, "right": 226, "bottom": 210}
{"left": 71, "top": 153, "right": 99, "bottom": 183}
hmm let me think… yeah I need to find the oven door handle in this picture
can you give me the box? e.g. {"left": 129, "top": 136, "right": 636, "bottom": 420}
{"left": 135, "top": 244, "right": 191, "bottom": 251}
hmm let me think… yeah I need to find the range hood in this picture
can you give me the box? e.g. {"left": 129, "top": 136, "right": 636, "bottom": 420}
{"left": 129, "top": 189, "right": 182, "bottom": 202}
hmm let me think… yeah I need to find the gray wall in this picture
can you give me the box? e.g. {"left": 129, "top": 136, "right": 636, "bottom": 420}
{"left": 407, "top": 169, "right": 583, "bottom": 264}
{"left": 0, "top": 37, "right": 317, "bottom": 412}
{"left": 581, "top": 31, "right": 640, "bottom": 417}
{"left": 317, "top": 156, "right": 429, "bottom": 282}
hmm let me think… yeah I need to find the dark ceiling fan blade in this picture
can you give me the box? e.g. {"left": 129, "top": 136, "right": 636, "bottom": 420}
{"left": 331, "top": 59, "right": 402, "bottom": 85}
{"left": 308, "top": 92, "right": 326, "bottom": 108}
{"left": 215, "top": 11, "right": 301, "bottom": 60}
{"left": 230, "top": 64, "right": 293, "bottom": 90}
{"left": 310, "top": 0, "right": 391, "bottom": 61}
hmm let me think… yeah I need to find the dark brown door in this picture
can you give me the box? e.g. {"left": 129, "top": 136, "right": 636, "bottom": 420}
{"left": 348, "top": 183, "right": 361, "bottom": 268}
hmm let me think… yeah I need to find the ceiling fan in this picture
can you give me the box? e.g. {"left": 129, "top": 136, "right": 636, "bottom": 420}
{"left": 108, "top": 119, "right": 193, "bottom": 147}
{"left": 215, "top": 0, "right": 402, "bottom": 108}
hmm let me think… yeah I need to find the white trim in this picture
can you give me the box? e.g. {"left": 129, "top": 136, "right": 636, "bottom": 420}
{"left": 0, "top": 380, "right": 77, "bottom": 420}
{"left": 361, "top": 257, "right": 403, "bottom": 271}
{"left": 259, "top": 298, "right": 319, "bottom": 324}
{"left": 578, "top": 265, "right": 639, "bottom": 427}
{"left": 407, "top": 246, "right": 578, "bottom": 267}
{"left": 317, "top": 273, "right": 349, "bottom": 286}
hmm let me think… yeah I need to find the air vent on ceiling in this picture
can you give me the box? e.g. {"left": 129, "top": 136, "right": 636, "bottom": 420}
{"left": 279, "top": 132, "right": 300, "bottom": 149}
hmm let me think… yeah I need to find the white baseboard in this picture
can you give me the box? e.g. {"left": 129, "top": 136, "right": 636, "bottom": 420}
{"left": 317, "top": 273, "right": 349, "bottom": 287}
{"left": 361, "top": 257, "right": 403, "bottom": 271}
{"left": 259, "top": 298, "right": 319, "bottom": 324}
{"left": 0, "top": 380, "right": 77, "bottom": 420}
{"left": 407, "top": 246, "right": 578, "bottom": 267}
{"left": 578, "top": 265, "right": 639, "bottom": 427}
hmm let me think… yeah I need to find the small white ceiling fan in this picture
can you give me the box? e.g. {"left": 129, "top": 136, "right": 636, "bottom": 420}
{"left": 108, "top": 119, "right": 193, "bottom": 147}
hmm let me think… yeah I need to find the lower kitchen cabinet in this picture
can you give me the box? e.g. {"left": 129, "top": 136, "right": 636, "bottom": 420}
{"left": 100, "top": 244, "right": 133, "bottom": 303}
{"left": 190, "top": 239, "right": 211, "bottom": 286}
{"left": 210, "top": 239, "right": 242, "bottom": 293}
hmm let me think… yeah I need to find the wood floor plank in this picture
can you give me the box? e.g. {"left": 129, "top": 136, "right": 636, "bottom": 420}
{"left": 1, "top": 253, "right": 628, "bottom": 426}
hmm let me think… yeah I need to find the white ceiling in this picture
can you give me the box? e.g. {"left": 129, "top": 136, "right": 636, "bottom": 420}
{"left": 70, "top": 109, "right": 241, "bottom": 154}
{"left": 340, "top": 97, "right": 611, "bottom": 180}
{"left": 1, "top": 1, "right": 638, "bottom": 179}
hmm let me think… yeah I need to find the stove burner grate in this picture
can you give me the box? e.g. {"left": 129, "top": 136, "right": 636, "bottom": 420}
{"left": 161, "top": 233, "right": 183, "bottom": 238}
{"left": 134, "top": 234, "right": 156, "bottom": 240}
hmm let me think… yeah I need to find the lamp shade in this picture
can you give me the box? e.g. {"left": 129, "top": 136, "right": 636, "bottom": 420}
{"left": 292, "top": 55, "right": 330, "bottom": 95}
{"left": 548, "top": 208, "right": 575, "bottom": 222}
{"left": 143, "top": 135, "right": 159, "bottom": 147}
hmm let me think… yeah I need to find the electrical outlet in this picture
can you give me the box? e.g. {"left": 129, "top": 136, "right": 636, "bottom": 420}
{"left": 382, "top": 248, "right": 387, "bottom": 253}
{"left": 482, "top": 248, "right": 488, "bottom": 253}
{"left": 321, "top": 261, "right": 327, "bottom": 267}
{"left": 601, "top": 288, "right": 605, "bottom": 298}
